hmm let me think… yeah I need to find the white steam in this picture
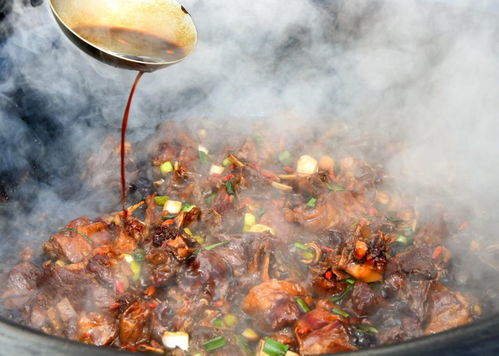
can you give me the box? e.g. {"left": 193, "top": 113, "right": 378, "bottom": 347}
{"left": 1, "top": 0, "right": 499, "bottom": 274}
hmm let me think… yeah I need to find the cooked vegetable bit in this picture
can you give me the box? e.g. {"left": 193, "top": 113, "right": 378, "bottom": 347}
{"left": 296, "top": 297, "right": 311, "bottom": 313}
{"left": 154, "top": 195, "right": 169, "bottom": 206}
{"left": 160, "top": 161, "right": 174, "bottom": 175}
{"left": 164, "top": 200, "right": 183, "bottom": 214}
{"left": 296, "top": 155, "right": 318, "bottom": 175}
{"left": 262, "top": 338, "right": 289, "bottom": 356}
{"left": 162, "top": 331, "right": 189, "bottom": 351}
{"left": 203, "top": 336, "right": 226, "bottom": 352}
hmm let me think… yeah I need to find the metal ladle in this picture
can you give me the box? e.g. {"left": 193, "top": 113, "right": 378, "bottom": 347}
{"left": 48, "top": 0, "right": 198, "bottom": 214}
{"left": 48, "top": 0, "right": 197, "bottom": 72}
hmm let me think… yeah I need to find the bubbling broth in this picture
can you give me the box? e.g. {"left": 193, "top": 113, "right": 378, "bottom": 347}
{"left": 73, "top": 26, "right": 186, "bottom": 63}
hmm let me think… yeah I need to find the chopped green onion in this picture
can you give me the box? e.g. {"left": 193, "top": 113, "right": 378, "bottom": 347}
{"left": 181, "top": 202, "right": 196, "bottom": 212}
{"left": 294, "top": 242, "right": 310, "bottom": 251}
{"left": 326, "top": 184, "right": 345, "bottom": 192}
{"left": 160, "top": 161, "right": 174, "bottom": 175}
{"left": 223, "top": 313, "right": 238, "bottom": 327}
{"left": 296, "top": 297, "right": 311, "bottom": 313}
{"left": 194, "top": 235, "right": 205, "bottom": 245}
{"left": 198, "top": 150, "right": 209, "bottom": 163}
{"left": 222, "top": 157, "right": 232, "bottom": 167}
{"left": 243, "top": 213, "right": 256, "bottom": 231}
{"left": 303, "top": 252, "right": 315, "bottom": 260}
{"left": 203, "top": 336, "right": 226, "bottom": 352}
{"left": 61, "top": 228, "right": 93, "bottom": 244}
{"left": 162, "top": 215, "right": 175, "bottom": 220}
{"left": 154, "top": 196, "right": 169, "bottom": 206}
{"left": 241, "top": 328, "right": 259, "bottom": 341}
{"left": 225, "top": 181, "right": 235, "bottom": 195}
{"left": 306, "top": 197, "right": 317, "bottom": 208}
{"left": 130, "top": 261, "right": 141, "bottom": 281}
{"left": 346, "top": 278, "right": 356, "bottom": 285}
{"left": 254, "top": 133, "right": 264, "bottom": 144}
{"left": 332, "top": 307, "right": 350, "bottom": 318}
{"left": 356, "top": 325, "right": 379, "bottom": 334}
{"left": 204, "top": 241, "right": 230, "bottom": 251}
{"left": 396, "top": 235, "right": 408, "bottom": 244}
{"left": 330, "top": 284, "right": 353, "bottom": 303}
{"left": 278, "top": 151, "right": 293, "bottom": 166}
{"left": 263, "top": 338, "right": 289, "bottom": 356}
{"left": 212, "top": 319, "right": 224, "bottom": 328}
{"left": 133, "top": 248, "right": 145, "bottom": 262}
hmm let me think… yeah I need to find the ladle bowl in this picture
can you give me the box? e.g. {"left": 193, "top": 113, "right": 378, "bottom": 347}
{"left": 48, "top": 0, "right": 197, "bottom": 72}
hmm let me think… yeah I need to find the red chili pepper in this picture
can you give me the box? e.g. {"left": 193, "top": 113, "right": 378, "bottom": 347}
{"left": 214, "top": 300, "right": 224, "bottom": 307}
{"left": 223, "top": 173, "right": 235, "bottom": 182}
{"left": 432, "top": 246, "right": 443, "bottom": 259}
{"left": 115, "top": 280, "right": 126, "bottom": 294}
{"left": 161, "top": 219, "right": 175, "bottom": 226}
{"left": 147, "top": 302, "right": 158, "bottom": 309}
{"left": 109, "top": 302, "right": 121, "bottom": 310}
{"left": 283, "top": 166, "right": 294, "bottom": 173}
{"left": 325, "top": 271, "right": 333, "bottom": 280}
{"left": 145, "top": 286, "right": 156, "bottom": 297}
{"left": 261, "top": 170, "right": 276, "bottom": 179}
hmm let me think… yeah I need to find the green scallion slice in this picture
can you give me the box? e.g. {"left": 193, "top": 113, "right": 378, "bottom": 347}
{"left": 306, "top": 197, "right": 317, "bottom": 208}
{"left": 357, "top": 325, "right": 379, "bottom": 334}
{"left": 332, "top": 307, "right": 350, "bottom": 318}
{"left": 204, "top": 241, "right": 230, "bottom": 251}
{"left": 326, "top": 184, "right": 345, "bottom": 191}
{"left": 346, "top": 278, "right": 356, "bottom": 285}
{"left": 203, "top": 336, "right": 226, "bottom": 352}
{"left": 330, "top": 284, "right": 353, "bottom": 303}
{"left": 133, "top": 248, "right": 145, "bottom": 262}
{"left": 225, "top": 181, "right": 235, "bottom": 195}
{"left": 293, "top": 242, "right": 310, "bottom": 251}
{"left": 278, "top": 151, "right": 293, "bottom": 166}
{"left": 181, "top": 202, "right": 195, "bottom": 212}
{"left": 154, "top": 196, "right": 169, "bottom": 206}
{"left": 198, "top": 150, "right": 209, "bottom": 163}
{"left": 262, "top": 338, "right": 289, "bottom": 356}
{"left": 296, "top": 297, "right": 311, "bottom": 313}
{"left": 130, "top": 261, "right": 141, "bottom": 281}
{"left": 212, "top": 319, "right": 224, "bottom": 328}
{"left": 160, "top": 161, "right": 174, "bottom": 175}
{"left": 396, "top": 235, "right": 408, "bottom": 244}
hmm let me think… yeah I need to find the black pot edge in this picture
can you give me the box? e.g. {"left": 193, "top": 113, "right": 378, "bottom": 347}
{"left": 0, "top": 313, "right": 498, "bottom": 356}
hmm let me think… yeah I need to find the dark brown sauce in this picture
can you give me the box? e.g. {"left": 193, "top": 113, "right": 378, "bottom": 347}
{"left": 120, "top": 71, "right": 144, "bottom": 216}
{"left": 73, "top": 26, "right": 186, "bottom": 63}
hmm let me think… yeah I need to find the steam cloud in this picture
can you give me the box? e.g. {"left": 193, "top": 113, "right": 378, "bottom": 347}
{"left": 1, "top": 0, "right": 499, "bottom": 303}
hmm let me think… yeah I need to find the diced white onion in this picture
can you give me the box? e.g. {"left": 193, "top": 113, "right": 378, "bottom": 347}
{"left": 271, "top": 181, "right": 293, "bottom": 192}
{"left": 198, "top": 145, "right": 209, "bottom": 154}
{"left": 164, "top": 200, "right": 182, "bottom": 214}
{"left": 209, "top": 164, "right": 225, "bottom": 175}
{"left": 162, "top": 331, "right": 189, "bottom": 351}
{"left": 297, "top": 155, "right": 318, "bottom": 175}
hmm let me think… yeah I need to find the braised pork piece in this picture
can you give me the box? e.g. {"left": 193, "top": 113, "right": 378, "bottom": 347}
{"left": 1, "top": 121, "right": 481, "bottom": 355}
